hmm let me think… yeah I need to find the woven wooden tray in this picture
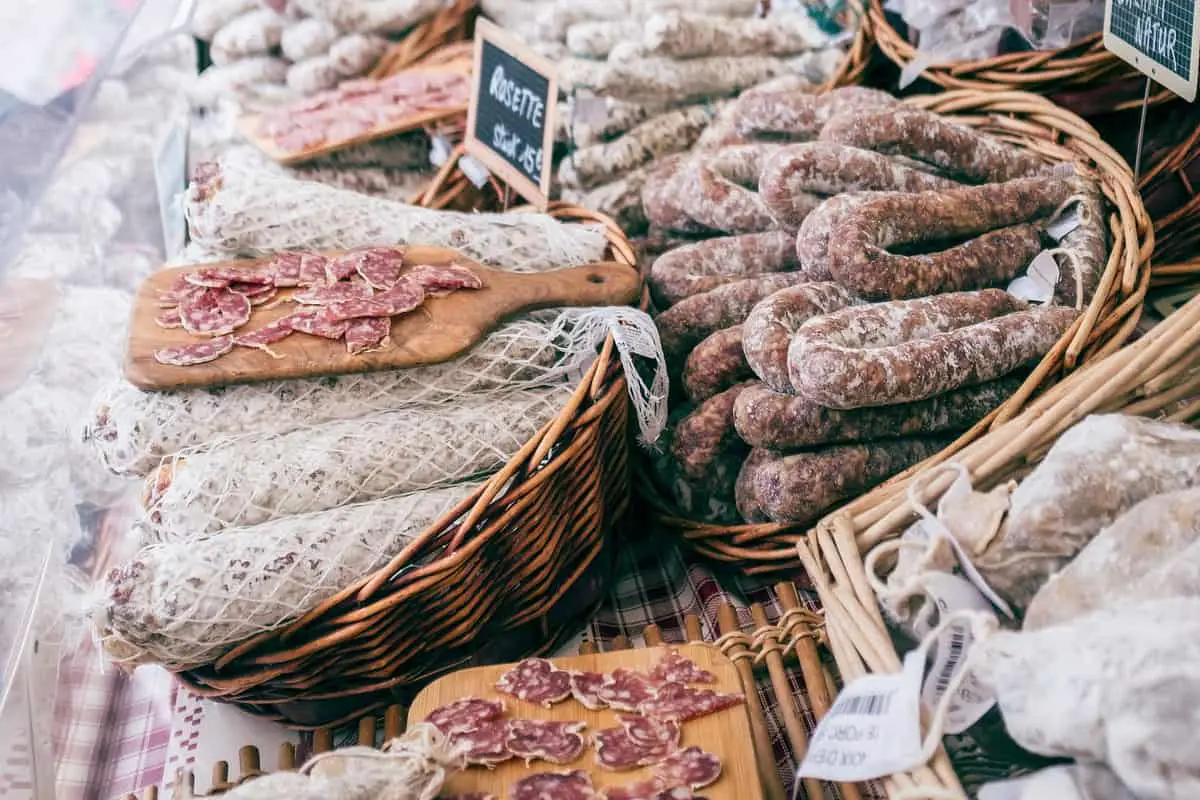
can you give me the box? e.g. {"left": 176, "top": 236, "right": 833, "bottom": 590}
{"left": 796, "top": 269, "right": 1200, "bottom": 798}
{"left": 647, "top": 88, "right": 1153, "bottom": 576}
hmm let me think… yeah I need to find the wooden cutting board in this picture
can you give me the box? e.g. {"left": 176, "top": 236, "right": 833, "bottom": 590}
{"left": 123, "top": 246, "right": 641, "bottom": 391}
{"left": 408, "top": 645, "right": 765, "bottom": 800}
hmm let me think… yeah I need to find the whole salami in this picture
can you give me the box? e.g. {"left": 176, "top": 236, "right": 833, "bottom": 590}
{"left": 741, "top": 281, "right": 859, "bottom": 393}
{"left": 732, "top": 86, "right": 897, "bottom": 141}
{"left": 677, "top": 145, "right": 782, "bottom": 234}
{"left": 655, "top": 273, "right": 812, "bottom": 362}
{"left": 682, "top": 326, "right": 752, "bottom": 402}
{"left": 736, "top": 438, "right": 952, "bottom": 524}
{"left": 733, "top": 376, "right": 1022, "bottom": 449}
{"left": 670, "top": 383, "right": 753, "bottom": 487}
{"left": 759, "top": 142, "right": 961, "bottom": 230}
{"left": 788, "top": 290, "right": 1079, "bottom": 409}
{"left": 649, "top": 230, "right": 801, "bottom": 306}
{"left": 641, "top": 154, "right": 713, "bottom": 236}
{"left": 826, "top": 178, "right": 1073, "bottom": 300}
{"left": 819, "top": 107, "right": 1051, "bottom": 184}
{"left": 795, "top": 191, "right": 893, "bottom": 282}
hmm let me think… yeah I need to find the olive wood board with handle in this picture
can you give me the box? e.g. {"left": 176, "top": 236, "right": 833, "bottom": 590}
{"left": 124, "top": 246, "right": 641, "bottom": 392}
{"left": 407, "top": 644, "right": 764, "bottom": 800}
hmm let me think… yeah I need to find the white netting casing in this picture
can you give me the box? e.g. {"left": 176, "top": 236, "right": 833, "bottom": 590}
{"left": 186, "top": 148, "right": 609, "bottom": 269}
{"left": 96, "top": 481, "right": 480, "bottom": 669}
{"left": 140, "top": 385, "right": 575, "bottom": 541}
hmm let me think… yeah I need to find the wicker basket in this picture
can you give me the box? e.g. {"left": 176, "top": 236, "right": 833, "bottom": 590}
{"left": 649, "top": 89, "right": 1153, "bottom": 576}
{"left": 1136, "top": 110, "right": 1200, "bottom": 268}
{"left": 867, "top": 0, "right": 1173, "bottom": 115}
{"left": 795, "top": 266, "right": 1200, "bottom": 799}
{"left": 370, "top": 0, "right": 478, "bottom": 78}
{"left": 173, "top": 204, "right": 642, "bottom": 728}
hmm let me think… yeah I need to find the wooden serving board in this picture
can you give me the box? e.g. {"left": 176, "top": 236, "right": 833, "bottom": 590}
{"left": 408, "top": 645, "right": 765, "bottom": 800}
{"left": 124, "top": 246, "right": 641, "bottom": 391}
{"left": 239, "top": 65, "right": 469, "bottom": 166}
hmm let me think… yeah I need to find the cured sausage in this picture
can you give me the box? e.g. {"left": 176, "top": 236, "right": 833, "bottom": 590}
{"left": 648, "top": 230, "right": 800, "bottom": 307}
{"left": 677, "top": 145, "right": 783, "bottom": 233}
{"left": 759, "top": 142, "right": 961, "bottom": 230}
{"left": 641, "top": 154, "right": 713, "bottom": 236}
{"left": 732, "top": 86, "right": 897, "bottom": 140}
{"left": 741, "top": 282, "right": 860, "bottom": 393}
{"left": 788, "top": 290, "right": 1078, "bottom": 409}
{"left": 819, "top": 107, "right": 1051, "bottom": 184}
{"left": 795, "top": 191, "right": 893, "bottom": 281}
{"left": 683, "top": 326, "right": 752, "bottom": 403}
{"left": 1053, "top": 177, "right": 1109, "bottom": 309}
{"left": 827, "top": 178, "right": 1073, "bottom": 300}
{"left": 736, "top": 438, "right": 952, "bottom": 523}
{"left": 655, "top": 272, "right": 812, "bottom": 362}
{"left": 732, "top": 376, "right": 1022, "bottom": 450}
{"left": 670, "top": 382, "right": 753, "bottom": 486}
{"left": 641, "top": 11, "right": 831, "bottom": 58}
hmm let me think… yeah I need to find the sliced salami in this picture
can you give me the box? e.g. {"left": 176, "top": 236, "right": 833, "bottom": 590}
{"left": 597, "top": 668, "right": 660, "bottom": 712}
{"left": 511, "top": 771, "right": 599, "bottom": 800}
{"left": 648, "top": 650, "right": 716, "bottom": 684}
{"left": 325, "top": 250, "right": 369, "bottom": 283}
{"left": 187, "top": 265, "right": 275, "bottom": 288}
{"left": 496, "top": 658, "right": 573, "bottom": 708}
{"left": 233, "top": 317, "right": 295, "bottom": 356}
{"left": 179, "top": 287, "right": 252, "bottom": 336}
{"left": 593, "top": 726, "right": 674, "bottom": 771}
{"left": 506, "top": 719, "right": 587, "bottom": 765}
{"left": 353, "top": 246, "right": 407, "bottom": 289}
{"left": 154, "top": 336, "right": 234, "bottom": 366}
{"left": 450, "top": 719, "right": 512, "bottom": 766}
{"left": 617, "top": 714, "right": 680, "bottom": 751}
{"left": 654, "top": 747, "right": 722, "bottom": 790}
{"left": 154, "top": 308, "right": 183, "bottom": 329}
{"left": 298, "top": 253, "right": 329, "bottom": 286}
{"left": 406, "top": 263, "right": 484, "bottom": 295}
{"left": 374, "top": 279, "right": 428, "bottom": 315}
{"left": 638, "top": 682, "right": 744, "bottom": 722}
{"left": 292, "top": 281, "right": 375, "bottom": 305}
{"left": 248, "top": 288, "right": 279, "bottom": 307}
{"left": 569, "top": 671, "right": 610, "bottom": 710}
{"left": 269, "top": 252, "right": 304, "bottom": 287}
{"left": 229, "top": 282, "right": 275, "bottom": 297}
{"left": 344, "top": 317, "right": 391, "bottom": 354}
{"left": 425, "top": 697, "right": 506, "bottom": 736}
{"left": 157, "top": 275, "right": 194, "bottom": 306}
{"left": 601, "top": 779, "right": 662, "bottom": 800}
{"left": 440, "top": 794, "right": 497, "bottom": 800}
{"left": 289, "top": 308, "right": 350, "bottom": 339}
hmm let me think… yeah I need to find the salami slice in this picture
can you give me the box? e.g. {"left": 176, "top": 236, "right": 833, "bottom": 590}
{"left": 511, "top": 771, "right": 599, "bottom": 800}
{"left": 440, "top": 794, "right": 497, "bottom": 800}
{"left": 450, "top": 719, "right": 512, "bottom": 766}
{"left": 638, "top": 682, "right": 744, "bottom": 722}
{"left": 593, "top": 726, "right": 674, "bottom": 771}
{"left": 325, "top": 250, "right": 367, "bottom": 283}
{"left": 298, "top": 253, "right": 328, "bottom": 286}
{"left": 617, "top": 714, "right": 680, "bottom": 751}
{"left": 373, "top": 280, "right": 427, "bottom": 315}
{"left": 248, "top": 288, "right": 279, "bottom": 307}
{"left": 601, "top": 779, "right": 661, "bottom": 800}
{"left": 425, "top": 697, "right": 506, "bottom": 735}
{"left": 154, "top": 308, "right": 183, "bottom": 329}
{"left": 654, "top": 747, "right": 722, "bottom": 790}
{"left": 354, "top": 246, "right": 407, "bottom": 289}
{"left": 648, "top": 650, "right": 716, "bottom": 684}
{"left": 597, "top": 668, "right": 660, "bottom": 712}
{"left": 292, "top": 281, "right": 374, "bottom": 305}
{"left": 569, "top": 671, "right": 609, "bottom": 710}
{"left": 157, "top": 275, "right": 194, "bottom": 306}
{"left": 229, "top": 282, "right": 275, "bottom": 297}
{"left": 269, "top": 252, "right": 304, "bottom": 287}
{"left": 506, "top": 719, "right": 587, "bottom": 765}
{"left": 186, "top": 265, "right": 275, "bottom": 288}
{"left": 289, "top": 308, "right": 350, "bottom": 339}
{"left": 406, "top": 263, "right": 484, "bottom": 295}
{"left": 233, "top": 317, "right": 295, "bottom": 356}
{"left": 496, "top": 658, "right": 572, "bottom": 707}
{"left": 179, "top": 287, "right": 252, "bottom": 336}
{"left": 345, "top": 317, "right": 391, "bottom": 354}
{"left": 154, "top": 336, "right": 234, "bottom": 366}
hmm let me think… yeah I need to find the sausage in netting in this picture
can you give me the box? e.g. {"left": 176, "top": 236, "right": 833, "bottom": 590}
{"left": 795, "top": 191, "right": 893, "bottom": 281}
{"left": 759, "top": 142, "right": 962, "bottom": 230}
{"left": 731, "top": 86, "right": 898, "bottom": 141}
{"left": 733, "top": 376, "right": 1023, "bottom": 450}
{"left": 648, "top": 229, "right": 800, "bottom": 306}
{"left": 656, "top": 272, "right": 814, "bottom": 362}
{"left": 819, "top": 106, "right": 1052, "bottom": 184}
{"left": 642, "top": 154, "right": 715, "bottom": 235}
{"left": 827, "top": 177, "right": 1073, "bottom": 300}
{"left": 683, "top": 325, "right": 754, "bottom": 402}
{"left": 787, "top": 289, "right": 1079, "bottom": 409}
{"left": 677, "top": 144, "right": 784, "bottom": 234}
{"left": 736, "top": 438, "right": 953, "bottom": 524}
{"left": 741, "top": 281, "right": 860, "bottom": 393}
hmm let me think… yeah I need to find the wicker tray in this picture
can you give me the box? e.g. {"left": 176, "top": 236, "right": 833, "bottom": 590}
{"left": 795, "top": 264, "right": 1200, "bottom": 798}
{"left": 648, "top": 89, "right": 1153, "bottom": 575}
{"left": 171, "top": 204, "right": 642, "bottom": 727}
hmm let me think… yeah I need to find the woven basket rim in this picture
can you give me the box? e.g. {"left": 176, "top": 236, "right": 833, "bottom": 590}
{"left": 649, "top": 88, "right": 1154, "bottom": 574}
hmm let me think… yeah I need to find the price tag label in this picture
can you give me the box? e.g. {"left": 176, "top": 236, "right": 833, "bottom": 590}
{"left": 797, "top": 651, "right": 925, "bottom": 782}
{"left": 1104, "top": 0, "right": 1200, "bottom": 100}
{"left": 464, "top": 19, "right": 558, "bottom": 209}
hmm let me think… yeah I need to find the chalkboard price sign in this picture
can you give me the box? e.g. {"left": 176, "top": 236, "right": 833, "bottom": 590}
{"left": 1104, "top": 0, "right": 1200, "bottom": 100}
{"left": 465, "top": 20, "right": 559, "bottom": 208}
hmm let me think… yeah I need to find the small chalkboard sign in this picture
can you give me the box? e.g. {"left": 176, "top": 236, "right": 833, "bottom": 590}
{"left": 464, "top": 20, "right": 559, "bottom": 208}
{"left": 1104, "top": 0, "right": 1200, "bottom": 100}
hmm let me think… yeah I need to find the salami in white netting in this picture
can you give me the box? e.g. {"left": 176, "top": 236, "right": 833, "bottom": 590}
{"left": 289, "top": 0, "right": 444, "bottom": 34}
{"left": 96, "top": 481, "right": 480, "bottom": 668}
{"left": 187, "top": 148, "right": 610, "bottom": 270}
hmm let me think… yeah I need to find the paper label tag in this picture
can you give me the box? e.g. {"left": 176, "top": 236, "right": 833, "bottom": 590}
{"left": 429, "top": 135, "right": 452, "bottom": 168}
{"left": 1047, "top": 203, "right": 1082, "bottom": 241}
{"left": 459, "top": 154, "right": 491, "bottom": 188}
{"left": 915, "top": 573, "right": 997, "bottom": 734}
{"left": 1007, "top": 250, "right": 1060, "bottom": 305}
{"left": 798, "top": 651, "right": 925, "bottom": 782}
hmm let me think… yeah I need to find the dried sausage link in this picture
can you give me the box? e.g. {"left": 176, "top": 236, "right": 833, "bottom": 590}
{"left": 741, "top": 282, "right": 860, "bottom": 393}
{"left": 683, "top": 325, "right": 753, "bottom": 402}
{"left": 648, "top": 230, "right": 800, "bottom": 306}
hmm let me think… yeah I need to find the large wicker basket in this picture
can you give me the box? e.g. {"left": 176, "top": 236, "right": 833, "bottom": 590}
{"left": 173, "top": 204, "right": 642, "bottom": 728}
{"left": 796, "top": 265, "right": 1200, "bottom": 798}
{"left": 649, "top": 89, "right": 1154, "bottom": 575}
